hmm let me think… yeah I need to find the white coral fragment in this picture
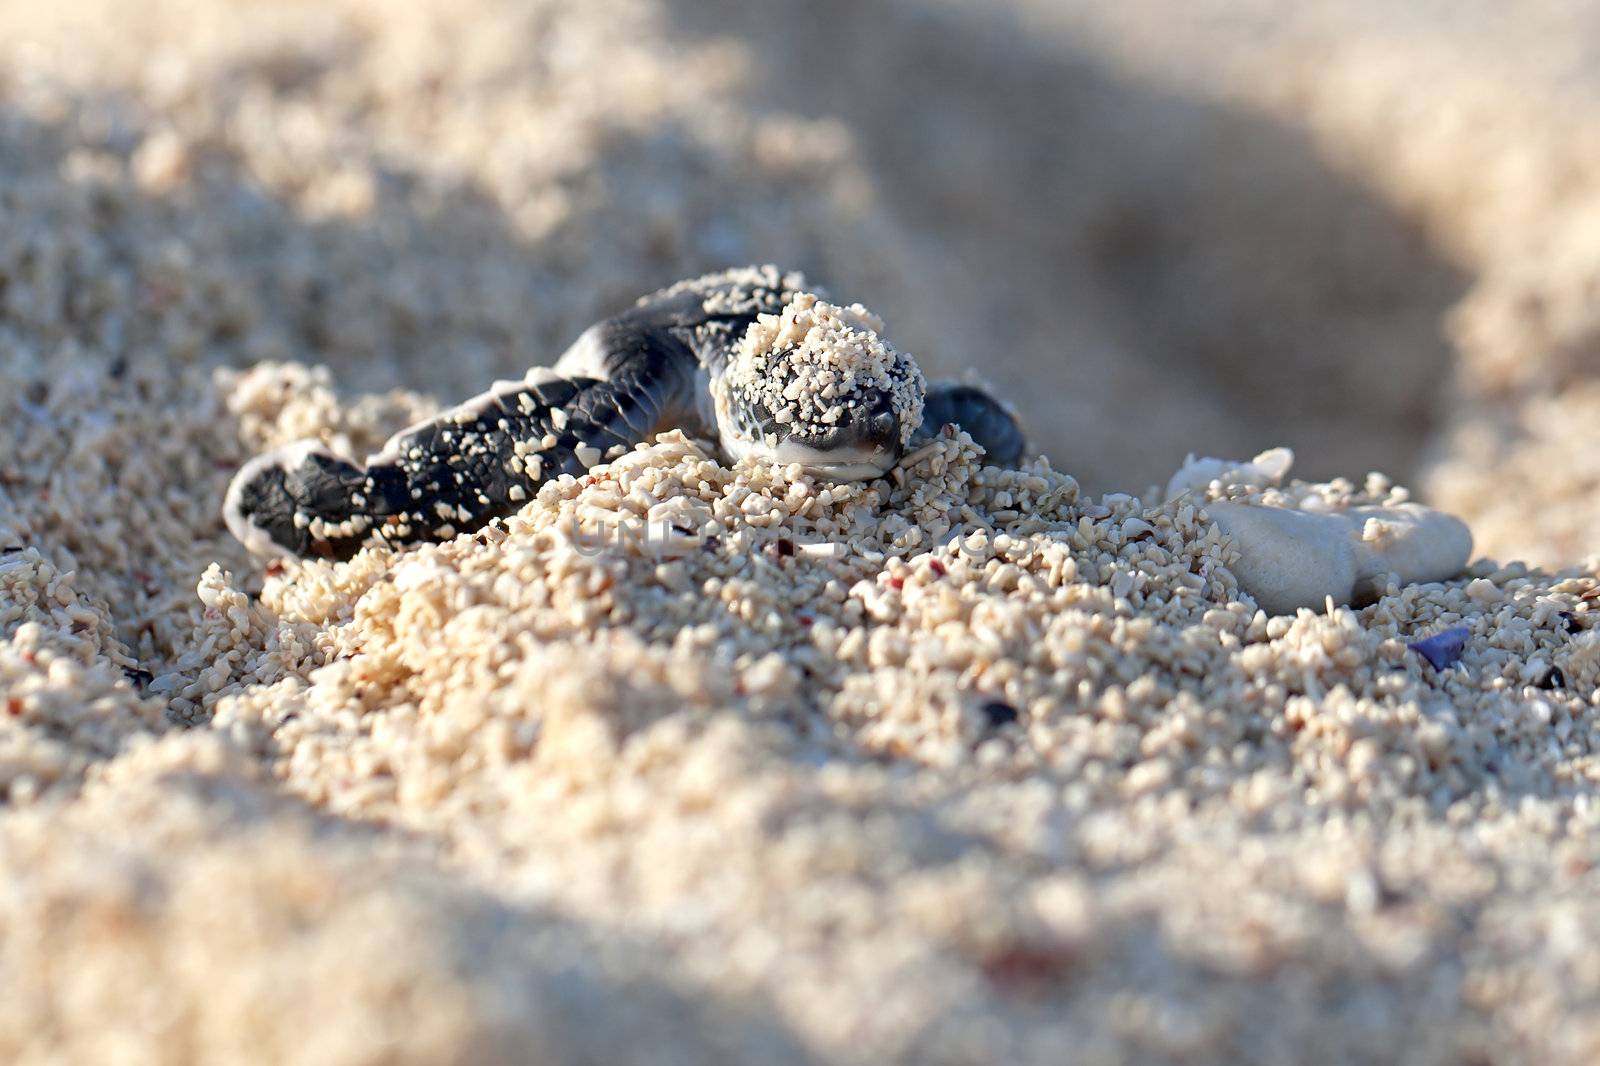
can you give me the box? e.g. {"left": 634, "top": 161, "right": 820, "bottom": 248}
{"left": 1208, "top": 501, "right": 1473, "bottom": 615}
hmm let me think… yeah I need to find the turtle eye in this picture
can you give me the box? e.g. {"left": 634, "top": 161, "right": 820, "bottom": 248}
{"left": 862, "top": 391, "right": 901, "bottom": 450}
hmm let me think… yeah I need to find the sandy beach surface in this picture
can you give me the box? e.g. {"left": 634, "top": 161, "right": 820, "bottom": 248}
{"left": 4, "top": 1, "right": 1600, "bottom": 1063}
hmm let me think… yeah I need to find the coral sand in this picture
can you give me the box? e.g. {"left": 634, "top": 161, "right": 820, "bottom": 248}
{"left": 3, "top": 1, "right": 1600, "bottom": 1063}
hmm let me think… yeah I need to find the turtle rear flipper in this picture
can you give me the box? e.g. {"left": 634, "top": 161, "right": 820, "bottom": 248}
{"left": 224, "top": 443, "right": 370, "bottom": 559}
{"left": 224, "top": 353, "right": 696, "bottom": 560}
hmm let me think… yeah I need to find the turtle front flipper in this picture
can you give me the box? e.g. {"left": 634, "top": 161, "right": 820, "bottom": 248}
{"left": 916, "top": 382, "right": 1027, "bottom": 467}
{"left": 224, "top": 350, "right": 697, "bottom": 560}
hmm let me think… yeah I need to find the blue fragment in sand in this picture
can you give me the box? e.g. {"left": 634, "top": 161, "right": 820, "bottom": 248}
{"left": 1408, "top": 626, "right": 1471, "bottom": 671}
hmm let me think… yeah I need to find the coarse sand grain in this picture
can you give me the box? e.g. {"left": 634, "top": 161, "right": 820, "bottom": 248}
{"left": 3, "top": 1, "right": 1600, "bottom": 1064}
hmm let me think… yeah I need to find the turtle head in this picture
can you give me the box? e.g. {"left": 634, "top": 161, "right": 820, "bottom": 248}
{"left": 713, "top": 294, "right": 925, "bottom": 480}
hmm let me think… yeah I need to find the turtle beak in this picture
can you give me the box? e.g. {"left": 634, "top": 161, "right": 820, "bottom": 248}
{"left": 769, "top": 438, "right": 898, "bottom": 480}
{"left": 794, "top": 456, "right": 897, "bottom": 480}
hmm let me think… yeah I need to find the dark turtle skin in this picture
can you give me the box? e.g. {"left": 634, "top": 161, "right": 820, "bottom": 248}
{"left": 224, "top": 266, "right": 1026, "bottom": 560}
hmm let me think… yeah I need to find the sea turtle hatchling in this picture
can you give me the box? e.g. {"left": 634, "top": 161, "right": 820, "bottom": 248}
{"left": 225, "top": 265, "right": 1027, "bottom": 560}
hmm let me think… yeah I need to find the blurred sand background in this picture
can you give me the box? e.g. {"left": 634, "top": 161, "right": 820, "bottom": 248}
{"left": 3, "top": 0, "right": 1600, "bottom": 1063}
{"left": 3, "top": 0, "right": 1596, "bottom": 557}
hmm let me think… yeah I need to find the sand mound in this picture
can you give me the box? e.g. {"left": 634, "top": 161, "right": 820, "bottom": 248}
{"left": 9, "top": 361, "right": 1600, "bottom": 1061}
{"left": 3, "top": 0, "right": 1600, "bottom": 1063}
